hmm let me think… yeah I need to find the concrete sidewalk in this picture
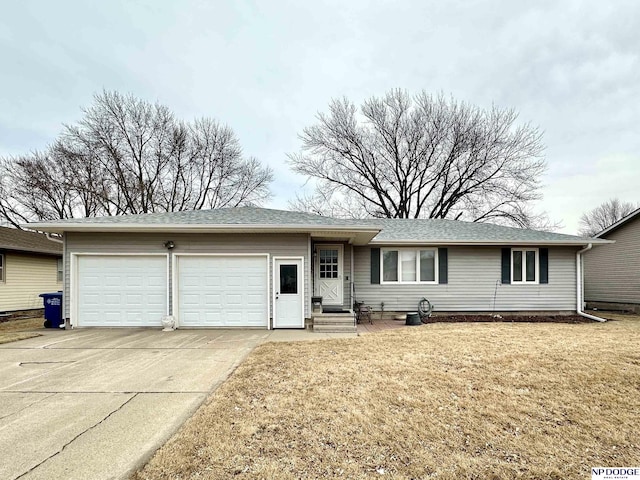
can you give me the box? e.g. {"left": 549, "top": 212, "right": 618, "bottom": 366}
{"left": 0, "top": 328, "right": 355, "bottom": 480}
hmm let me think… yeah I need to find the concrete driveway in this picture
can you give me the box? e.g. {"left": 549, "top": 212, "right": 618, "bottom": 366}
{"left": 0, "top": 328, "right": 276, "bottom": 480}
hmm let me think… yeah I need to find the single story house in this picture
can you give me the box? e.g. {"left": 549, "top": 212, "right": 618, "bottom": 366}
{"left": 584, "top": 207, "right": 640, "bottom": 311}
{"left": 0, "top": 226, "right": 63, "bottom": 313}
{"left": 27, "top": 207, "right": 608, "bottom": 329}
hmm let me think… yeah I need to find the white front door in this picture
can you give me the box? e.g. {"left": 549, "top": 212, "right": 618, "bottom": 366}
{"left": 315, "top": 245, "right": 343, "bottom": 306}
{"left": 274, "top": 258, "right": 304, "bottom": 328}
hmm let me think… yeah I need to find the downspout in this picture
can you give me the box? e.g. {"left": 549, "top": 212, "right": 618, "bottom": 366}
{"left": 576, "top": 243, "right": 606, "bottom": 322}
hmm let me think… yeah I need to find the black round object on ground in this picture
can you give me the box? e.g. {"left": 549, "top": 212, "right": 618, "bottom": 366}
{"left": 406, "top": 312, "right": 421, "bottom": 326}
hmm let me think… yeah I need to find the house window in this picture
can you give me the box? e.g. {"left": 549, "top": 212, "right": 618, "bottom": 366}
{"left": 512, "top": 248, "right": 538, "bottom": 284}
{"left": 0, "top": 254, "right": 4, "bottom": 282}
{"left": 57, "top": 258, "right": 63, "bottom": 282}
{"left": 381, "top": 248, "right": 437, "bottom": 283}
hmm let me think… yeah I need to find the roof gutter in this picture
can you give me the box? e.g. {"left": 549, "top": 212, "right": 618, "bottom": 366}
{"left": 576, "top": 243, "right": 607, "bottom": 322}
{"left": 22, "top": 222, "right": 382, "bottom": 234}
{"left": 368, "top": 239, "right": 613, "bottom": 246}
{"left": 45, "top": 233, "right": 64, "bottom": 244}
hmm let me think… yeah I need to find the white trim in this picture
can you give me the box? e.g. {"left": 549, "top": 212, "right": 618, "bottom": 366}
{"left": 510, "top": 248, "right": 539, "bottom": 285}
{"left": 350, "top": 244, "right": 354, "bottom": 308}
{"left": 314, "top": 244, "right": 344, "bottom": 305}
{"left": 0, "top": 253, "right": 4, "bottom": 283}
{"left": 272, "top": 256, "right": 305, "bottom": 329}
{"left": 380, "top": 247, "right": 439, "bottom": 284}
{"left": 22, "top": 222, "right": 381, "bottom": 234}
{"left": 307, "top": 235, "right": 312, "bottom": 318}
{"left": 369, "top": 239, "right": 612, "bottom": 246}
{"left": 172, "top": 253, "right": 270, "bottom": 329}
{"left": 70, "top": 252, "right": 170, "bottom": 327}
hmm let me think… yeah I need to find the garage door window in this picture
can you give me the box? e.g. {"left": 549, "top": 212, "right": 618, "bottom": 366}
{"left": 280, "top": 264, "right": 298, "bottom": 294}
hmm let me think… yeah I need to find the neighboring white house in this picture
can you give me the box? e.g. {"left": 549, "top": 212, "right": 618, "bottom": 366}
{"left": 26, "top": 207, "right": 607, "bottom": 329}
{"left": 0, "top": 226, "right": 63, "bottom": 313}
{"left": 584, "top": 207, "right": 640, "bottom": 311}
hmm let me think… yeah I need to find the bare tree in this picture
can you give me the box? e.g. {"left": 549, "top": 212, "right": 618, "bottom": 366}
{"left": 0, "top": 151, "right": 78, "bottom": 227}
{"left": 0, "top": 91, "right": 273, "bottom": 226}
{"left": 578, "top": 198, "right": 637, "bottom": 237}
{"left": 288, "top": 90, "right": 548, "bottom": 228}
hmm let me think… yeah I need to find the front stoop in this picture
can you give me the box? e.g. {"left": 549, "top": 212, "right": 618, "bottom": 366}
{"left": 312, "top": 312, "right": 357, "bottom": 333}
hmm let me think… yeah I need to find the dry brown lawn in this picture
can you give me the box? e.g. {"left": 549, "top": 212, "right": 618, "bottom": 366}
{"left": 0, "top": 317, "right": 44, "bottom": 344}
{"left": 134, "top": 313, "right": 640, "bottom": 480}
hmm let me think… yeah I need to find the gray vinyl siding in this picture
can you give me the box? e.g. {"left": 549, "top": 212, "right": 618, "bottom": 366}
{"left": 64, "top": 232, "right": 310, "bottom": 322}
{"left": 353, "top": 245, "right": 578, "bottom": 311}
{"left": 584, "top": 218, "right": 640, "bottom": 304}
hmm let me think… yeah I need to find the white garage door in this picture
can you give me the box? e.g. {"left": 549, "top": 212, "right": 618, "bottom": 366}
{"left": 177, "top": 255, "right": 268, "bottom": 328}
{"left": 77, "top": 255, "right": 167, "bottom": 327}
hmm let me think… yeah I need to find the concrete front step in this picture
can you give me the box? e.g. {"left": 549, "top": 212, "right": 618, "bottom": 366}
{"left": 312, "top": 324, "right": 357, "bottom": 333}
{"left": 313, "top": 317, "right": 355, "bottom": 326}
{"left": 312, "top": 312, "right": 356, "bottom": 333}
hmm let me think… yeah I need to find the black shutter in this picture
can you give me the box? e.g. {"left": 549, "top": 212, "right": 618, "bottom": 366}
{"left": 370, "top": 248, "right": 380, "bottom": 284}
{"left": 501, "top": 248, "right": 511, "bottom": 284}
{"left": 438, "top": 248, "right": 448, "bottom": 284}
{"left": 539, "top": 248, "right": 549, "bottom": 284}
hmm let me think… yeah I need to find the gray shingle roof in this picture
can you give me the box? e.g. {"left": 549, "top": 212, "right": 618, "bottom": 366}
{"left": 42, "top": 206, "right": 367, "bottom": 227}
{"left": 0, "top": 226, "right": 63, "bottom": 255}
{"left": 361, "top": 218, "right": 597, "bottom": 244}
{"left": 26, "top": 206, "right": 601, "bottom": 245}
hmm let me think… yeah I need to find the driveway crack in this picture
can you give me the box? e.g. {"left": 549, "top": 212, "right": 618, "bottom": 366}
{"left": 0, "top": 393, "right": 57, "bottom": 421}
{"left": 13, "top": 393, "right": 138, "bottom": 480}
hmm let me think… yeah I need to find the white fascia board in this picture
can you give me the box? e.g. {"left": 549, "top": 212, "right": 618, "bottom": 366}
{"left": 368, "top": 239, "right": 614, "bottom": 246}
{"left": 22, "top": 222, "right": 382, "bottom": 236}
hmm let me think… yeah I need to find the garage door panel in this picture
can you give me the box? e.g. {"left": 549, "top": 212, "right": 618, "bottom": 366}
{"left": 226, "top": 313, "right": 244, "bottom": 325}
{"left": 204, "top": 276, "right": 222, "bottom": 287}
{"left": 77, "top": 255, "right": 167, "bottom": 327}
{"left": 226, "top": 294, "right": 242, "bottom": 306}
{"left": 204, "top": 293, "right": 222, "bottom": 304}
{"left": 205, "top": 312, "right": 224, "bottom": 325}
{"left": 125, "top": 276, "right": 143, "bottom": 287}
{"left": 226, "top": 276, "right": 242, "bottom": 287}
{"left": 126, "top": 293, "right": 142, "bottom": 302}
{"left": 177, "top": 256, "right": 268, "bottom": 328}
{"left": 103, "top": 294, "right": 123, "bottom": 306}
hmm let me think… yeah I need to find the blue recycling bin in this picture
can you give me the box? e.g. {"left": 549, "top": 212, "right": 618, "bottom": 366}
{"left": 39, "top": 292, "right": 63, "bottom": 328}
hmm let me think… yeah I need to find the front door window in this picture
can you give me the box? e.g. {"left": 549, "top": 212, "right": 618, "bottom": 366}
{"left": 319, "top": 249, "right": 339, "bottom": 279}
{"left": 279, "top": 264, "right": 298, "bottom": 294}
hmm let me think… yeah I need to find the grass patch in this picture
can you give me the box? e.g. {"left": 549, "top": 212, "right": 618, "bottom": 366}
{"left": 134, "top": 315, "right": 640, "bottom": 480}
{"left": 0, "top": 317, "right": 44, "bottom": 344}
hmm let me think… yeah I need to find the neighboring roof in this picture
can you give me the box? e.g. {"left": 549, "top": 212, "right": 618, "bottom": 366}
{"left": 0, "top": 226, "right": 63, "bottom": 255}
{"left": 25, "top": 206, "right": 607, "bottom": 246}
{"left": 595, "top": 207, "right": 640, "bottom": 238}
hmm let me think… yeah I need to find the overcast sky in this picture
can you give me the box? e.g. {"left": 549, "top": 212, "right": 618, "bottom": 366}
{"left": 1, "top": 0, "right": 638, "bottom": 234}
